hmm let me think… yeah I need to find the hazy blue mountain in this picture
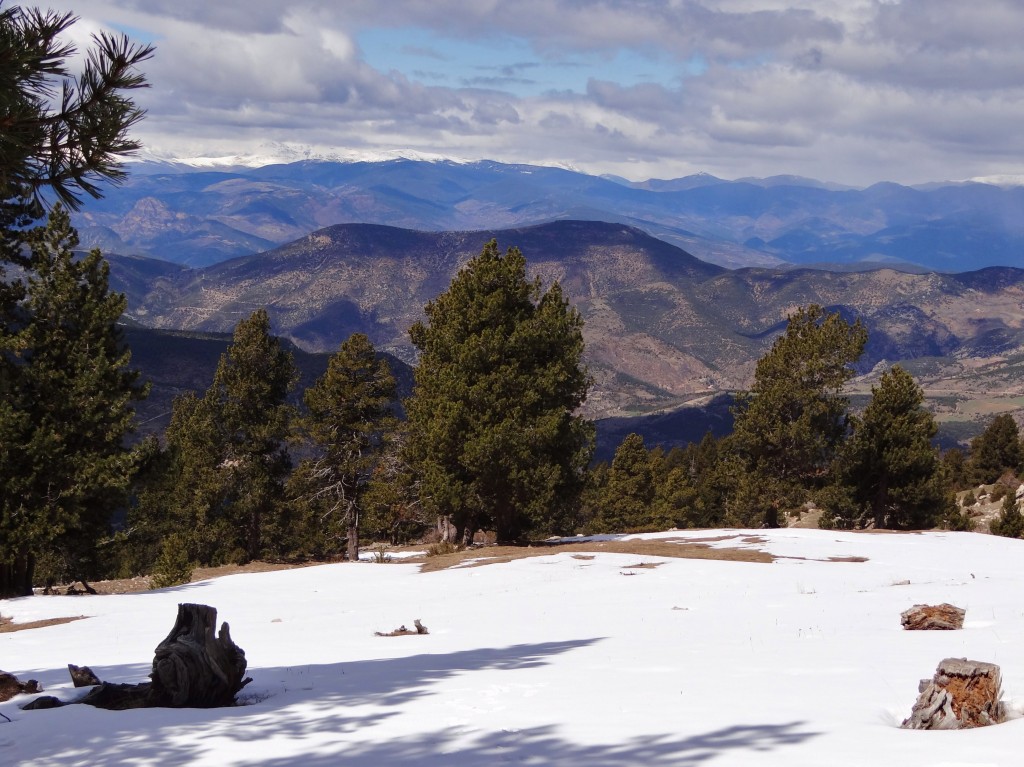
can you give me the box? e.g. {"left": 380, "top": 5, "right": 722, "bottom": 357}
{"left": 75, "top": 159, "right": 1024, "bottom": 272}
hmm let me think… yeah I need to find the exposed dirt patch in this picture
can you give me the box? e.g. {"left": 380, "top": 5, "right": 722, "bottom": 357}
{"left": 622, "top": 562, "right": 664, "bottom": 570}
{"left": 416, "top": 539, "right": 773, "bottom": 573}
{"left": 34, "top": 561, "right": 332, "bottom": 597}
{"left": 0, "top": 615, "right": 88, "bottom": 633}
{"left": 775, "top": 555, "right": 870, "bottom": 564}
{"left": 191, "top": 561, "right": 325, "bottom": 582}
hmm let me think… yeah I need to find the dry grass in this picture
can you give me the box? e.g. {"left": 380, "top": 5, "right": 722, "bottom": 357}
{"left": 415, "top": 536, "right": 773, "bottom": 573}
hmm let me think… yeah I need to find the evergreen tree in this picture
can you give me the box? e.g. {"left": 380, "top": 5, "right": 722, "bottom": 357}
{"left": 406, "top": 239, "right": 594, "bottom": 544}
{"left": 941, "top": 447, "right": 969, "bottom": 491}
{"left": 0, "top": 4, "right": 152, "bottom": 214}
{"left": 143, "top": 310, "right": 297, "bottom": 565}
{"left": 966, "top": 414, "right": 1022, "bottom": 486}
{"left": 205, "top": 309, "right": 297, "bottom": 562}
{"left": 361, "top": 427, "right": 431, "bottom": 546}
{"left": 0, "top": 206, "right": 146, "bottom": 595}
{"left": 651, "top": 463, "right": 699, "bottom": 530}
{"left": 826, "top": 365, "right": 946, "bottom": 529}
{"left": 137, "top": 391, "right": 232, "bottom": 566}
{"left": 594, "top": 433, "right": 657, "bottom": 532}
{"left": 293, "top": 333, "right": 396, "bottom": 561}
{"left": 990, "top": 490, "right": 1024, "bottom": 539}
{"left": 0, "top": 7, "right": 151, "bottom": 595}
{"left": 729, "top": 305, "right": 867, "bottom": 526}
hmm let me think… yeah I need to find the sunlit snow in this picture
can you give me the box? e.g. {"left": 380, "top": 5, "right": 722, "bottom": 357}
{"left": 2, "top": 528, "right": 1022, "bottom": 766}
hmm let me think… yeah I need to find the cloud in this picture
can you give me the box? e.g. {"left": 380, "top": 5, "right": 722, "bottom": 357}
{"left": 33, "top": 0, "right": 1024, "bottom": 185}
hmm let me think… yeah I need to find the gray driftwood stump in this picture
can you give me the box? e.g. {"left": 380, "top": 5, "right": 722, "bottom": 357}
{"left": 902, "top": 657, "right": 1005, "bottom": 729}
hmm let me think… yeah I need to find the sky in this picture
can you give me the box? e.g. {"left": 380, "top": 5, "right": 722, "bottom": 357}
{"left": 3, "top": 528, "right": 1024, "bottom": 765}
{"left": 36, "top": 0, "right": 1024, "bottom": 186}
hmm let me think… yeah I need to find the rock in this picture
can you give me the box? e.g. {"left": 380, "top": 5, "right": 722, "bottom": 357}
{"left": 902, "top": 658, "right": 1005, "bottom": 729}
{"left": 900, "top": 603, "right": 965, "bottom": 630}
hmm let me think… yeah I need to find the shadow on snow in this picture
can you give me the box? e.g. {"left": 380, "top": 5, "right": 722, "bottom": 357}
{"left": 5, "top": 638, "right": 820, "bottom": 766}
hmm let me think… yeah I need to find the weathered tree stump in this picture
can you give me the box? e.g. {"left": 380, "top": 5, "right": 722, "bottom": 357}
{"left": 901, "top": 603, "right": 966, "bottom": 630}
{"left": 0, "top": 671, "right": 41, "bottom": 702}
{"left": 21, "top": 603, "right": 250, "bottom": 711}
{"left": 902, "top": 658, "right": 1005, "bottom": 729}
{"left": 149, "top": 603, "right": 250, "bottom": 707}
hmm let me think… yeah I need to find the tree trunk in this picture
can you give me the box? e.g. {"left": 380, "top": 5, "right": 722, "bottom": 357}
{"left": 246, "top": 505, "right": 261, "bottom": 562}
{"left": 0, "top": 552, "right": 35, "bottom": 598}
{"left": 436, "top": 515, "right": 456, "bottom": 543}
{"left": 346, "top": 509, "right": 359, "bottom": 561}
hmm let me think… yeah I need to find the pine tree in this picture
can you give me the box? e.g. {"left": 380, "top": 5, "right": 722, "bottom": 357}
{"left": 361, "top": 426, "right": 431, "bottom": 546}
{"left": 729, "top": 305, "right": 867, "bottom": 526}
{"left": 0, "top": 5, "right": 152, "bottom": 214}
{"left": 138, "top": 391, "right": 233, "bottom": 566}
{"left": 651, "top": 463, "right": 699, "bottom": 530}
{"left": 827, "top": 365, "right": 946, "bottom": 529}
{"left": 406, "top": 239, "right": 594, "bottom": 544}
{"left": 595, "top": 433, "right": 657, "bottom": 532}
{"left": 991, "top": 490, "right": 1024, "bottom": 538}
{"left": 0, "top": 205, "right": 147, "bottom": 595}
{"left": 205, "top": 309, "right": 297, "bottom": 562}
{"left": 293, "top": 333, "right": 396, "bottom": 561}
{"left": 0, "top": 8, "right": 151, "bottom": 596}
{"left": 144, "top": 310, "right": 297, "bottom": 565}
{"left": 966, "top": 414, "right": 1022, "bottom": 486}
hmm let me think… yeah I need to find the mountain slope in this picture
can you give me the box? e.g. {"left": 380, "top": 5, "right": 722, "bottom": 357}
{"left": 114, "top": 220, "right": 1024, "bottom": 418}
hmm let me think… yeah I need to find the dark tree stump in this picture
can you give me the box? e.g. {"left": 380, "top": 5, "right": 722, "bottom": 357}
{"left": 148, "top": 603, "right": 250, "bottom": 708}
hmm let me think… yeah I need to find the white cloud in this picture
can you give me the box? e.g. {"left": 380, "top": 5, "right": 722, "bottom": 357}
{"left": 31, "top": 0, "right": 1024, "bottom": 185}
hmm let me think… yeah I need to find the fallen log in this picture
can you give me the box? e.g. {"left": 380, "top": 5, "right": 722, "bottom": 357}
{"left": 375, "top": 618, "right": 428, "bottom": 637}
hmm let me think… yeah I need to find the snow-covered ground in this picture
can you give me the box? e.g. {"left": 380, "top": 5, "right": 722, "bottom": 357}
{"left": 2, "top": 528, "right": 1023, "bottom": 766}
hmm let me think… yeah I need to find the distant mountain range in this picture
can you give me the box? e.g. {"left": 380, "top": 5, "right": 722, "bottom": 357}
{"left": 76, "top": 159, "right": 1024, "bottom": 272}
{"left": 109, "top": 219, "right": 1024, "bottom": 423}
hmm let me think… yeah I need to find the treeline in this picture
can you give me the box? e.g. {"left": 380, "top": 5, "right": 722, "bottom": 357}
{"left": 583, "top": 312, "right": 1024, "bottom": 538}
